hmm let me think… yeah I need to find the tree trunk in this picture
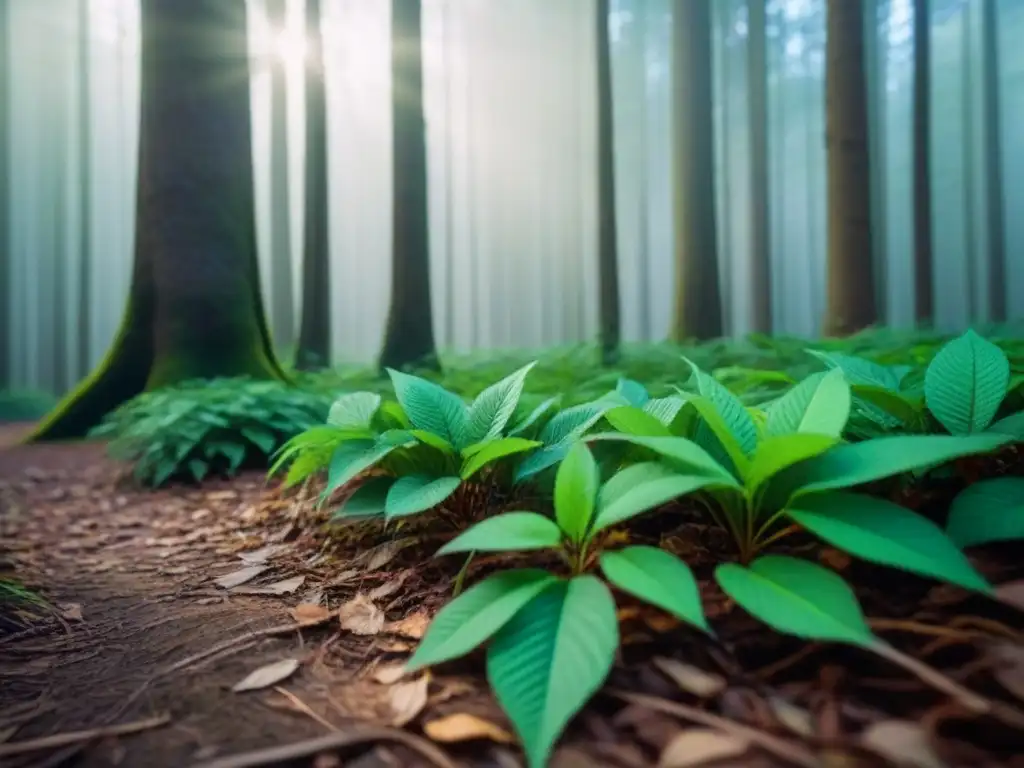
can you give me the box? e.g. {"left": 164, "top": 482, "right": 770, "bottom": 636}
{"left": 595, "top": 0, "right": 620, "bottom": 365}
{"left": 30, "top": 0, "right": 286, "bottom": 441}
{"left": 824, "top": 0, "right": 877, "bottom": 336}
{"left": 747, "top": 0, "right": 772, "bottom": 333}
{"left": 295, "top": 0, "right": 332, "bottom": 371}
{"left": 0, "top": 0, "right": 9, "bottom": 388}
{"left": 378, "top": 0, "right": 438, "bottom": 372}
{"left": 670, "top": 0, "right": 723, "bottom": 341}
{"left": 77, "top": 0, "right": 92, "bottom": 381}
{"left": 266, "top": 0, "right": 296, "bottom": 351}
{"left": 912, "top": 0, "right": 933, "bottom": 325}
{"left": 980, "top": 0, "right": 1006, "bottom": 322}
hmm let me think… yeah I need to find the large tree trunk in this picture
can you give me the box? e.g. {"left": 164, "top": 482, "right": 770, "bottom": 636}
{"left": 670, "top": 0, "right": 723, "bottom": 341}
{"left": 912, "top": 0, "right": 933, "bottom": 325}
{"left": 747, "top": 0, "right": 772, "bottom": 333}
{"left": 824, "top": 0, "right": 877, "bottom": 336}
{"left": 980, "top": 0, "right": 1006, "bottom": 323}
{"left": 295, "top": 0, "right": 332, "bottom": 371}
{"left": 595, "top": 0, "right": 620, "bottom": 365}
{"left": 378, "top": 0, "right": 438, "bottom": 372}
{"left": 30, "top": 0, "right": 286, "bottom": 441}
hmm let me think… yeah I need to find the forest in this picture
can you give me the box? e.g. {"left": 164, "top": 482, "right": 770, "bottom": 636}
{"left": 0, "top": 0, "right": 1022, "bottom": 767}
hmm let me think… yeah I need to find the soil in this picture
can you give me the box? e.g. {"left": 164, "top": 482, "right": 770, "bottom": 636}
{"left": 2, "top": 427, "right": 1024, "bottom": 768}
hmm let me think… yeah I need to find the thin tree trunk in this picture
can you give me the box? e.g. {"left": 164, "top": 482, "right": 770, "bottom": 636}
{"left": 266, "top": 0, "right": 295, "bottom": 351}
{"left": 671, "top": 0, "right": 723, "bottom": 341}
{"left": 31, "top": 0, "right": 286, "bottom": 441}
{"left": 747, "top": 0, "right": 772, "bottom": 333}
{"left": 595, "top": 0, "right": 620, "bottom": 364}
{"left": 0, "top": 0, "right": 9, "bottom": 387}
{"left": 824, "top": 0, "right": 877, "bottom": 336}
{"left": 912, "top": 0, "right": 933, "bottom": 325}
{"left": 980, "top": 0, "right": 1005, "bottom": 322}
{"left": 77, "top": 0, "right": 92, "bottom": 380}
{"left": 378, "top": 0, "right": 438, "bottom": 372}
{"left": 295, "top": 0, "right": 331, "bottom": 370}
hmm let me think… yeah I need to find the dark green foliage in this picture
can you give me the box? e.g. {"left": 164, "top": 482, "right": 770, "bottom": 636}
{"left": 0, "top": 390, "right": 58, "bottom": 422}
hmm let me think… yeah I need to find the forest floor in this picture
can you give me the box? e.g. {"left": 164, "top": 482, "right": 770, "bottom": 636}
{"left": 4, "top": 428, "right": 1024, "bottom": 768}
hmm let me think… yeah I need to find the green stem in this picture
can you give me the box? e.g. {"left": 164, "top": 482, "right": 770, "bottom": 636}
{"left": 452, "top": 551, "right": 475, "bottom": 596}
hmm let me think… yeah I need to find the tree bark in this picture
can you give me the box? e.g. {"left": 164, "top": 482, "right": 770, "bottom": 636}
{"left": 30, "top": 0, "right": 286, "bottom": 441}
{"left": 747, "top": 0, "right": 772, "bottom": 333}
{"left": 378, "top": 0, "right": 439, "bottom": 372}
{"left": 670, "top": 0, "right": 723, "bottom": 341}
{"left": 980, "top": 0, "right": 1006, "bottom": 322}
{"left": 824, "top": 0, "right": 877, "bottom": 336}
{"left": 912, "top": 0, "right": 933, "bottom": 325}
{"left": 595, "top": 0, "right": 620, "bottom": 364}
{"left": 295, "top": 0, "right": 332, "bottom": 370}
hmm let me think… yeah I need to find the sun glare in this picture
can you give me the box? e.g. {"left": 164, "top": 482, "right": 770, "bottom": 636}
{"left": 251, "top": 8, "right": 309, "bottom": 70}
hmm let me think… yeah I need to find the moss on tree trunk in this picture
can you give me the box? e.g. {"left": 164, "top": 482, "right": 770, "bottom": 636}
{"left": 30, "top": 0, "right": 285, "bottom": 442}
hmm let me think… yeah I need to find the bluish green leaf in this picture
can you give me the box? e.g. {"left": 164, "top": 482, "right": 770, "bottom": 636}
{"left": 322, "top": 439, "right": 386, "bottom": 497}
{"left": 514, "top": 442, "right": 572, "bottom": 483}
{"left": 925, "top": 330, "right": 1010, "bottom": 435}
{"left": 600, "top": 546, "right": 708, "bottom": 631}
{"left": 988, "top": 410, "right": 1024, "bottom": 440}
{"left": 487, "top": 577, "right": 618, "bottom": 768}
{"left": 764, "top": 369, "right": 850, "bottom": 438}
{"left": 437, "top": 512, "right": 564, "bottom": 556}
{"left": 406, "top": 569, "right": 558, "bottom": 671}
{"left": 387, "top": 369, "right": 467, "bottom": 445}
{"left": 616, "top": 378, "right": 650, "bottom": 408}
{"left": 327, "top": 392, "right": 382, "bottom": 430}
{"left": 684, "top": 358, "right": 759, "bottom": 455}
{"left": 786, "top": 492, "right": 991, "bottom": 593}
{"left": 554, "top": 442, "right": 600, "bottom": 542}
{"left": 947, "top": 477, "right": 1024, "bottom": 549}
{"left": 509, "top": 396, "right": 560, "bottom": 437}
{"left": 385, "top": 475, "right": 462, "bottom": 519}
{"left": 745, "top": 433, "right": 839, "bottom": 493}
{"left": 460, "top": 362, "right": 537, "bottom": 448}
{"left": 807, "top": 350, "right": 902, "bottom": 390}
{"left": 716, "top": 555, "right": 875, "bottom": 646}
{"left": 538, "top": 400, "right": 619, "bottom": 446}
{"left": 587, "top": 433, "right": 738, "bottom": 482}
{"left": 643, "top": 396, "right": 687, "bottom": 428}
{"left": 461, "top": 437, "right": 542, "bottom": 480}
{"left": 331, "top": 476, "right": 393, "bottom": 520}
{"left": 850, "top": 385, "right": 924, "bottom": 427}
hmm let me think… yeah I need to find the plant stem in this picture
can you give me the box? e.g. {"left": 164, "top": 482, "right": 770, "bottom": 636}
{"left": 452, "top": 552, "right": 475, "bottom": 596}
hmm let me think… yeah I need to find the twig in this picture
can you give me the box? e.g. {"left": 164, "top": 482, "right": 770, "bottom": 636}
{"left": 188, "top": 726, "right": 458, "bottom": 768}
{"left": 0, "top": 713, "right": 170, "bottom": 758}
{"left": 607, "top": 689, "right": 820, "bottom": 768}
{"left": 271, "top": 686, "right": 337, "bottom": 732}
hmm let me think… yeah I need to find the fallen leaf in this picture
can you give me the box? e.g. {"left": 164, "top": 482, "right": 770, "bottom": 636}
{"left": 995, "top": 580, "right": 1024, "bottom": 612}
{"left": 215, "top": 565, "right": 268, "bottom": 589}
{"left": 369, "top": 572, "right": 410, "bottom": 601}
{"left": 206, "top": 490, "right": 238, "bottom": 502}
{"left": 59, "top": 603, "right": 84, "bottom": 622}
{"left": 233, "top": 575, "right": 306, "bottom": 596}
{"left": 360, "top": 540, "right": 408, "bottom": 571}
{"left": 338, "top": 594, "right": 385, "bottom": 635}
{"left": 986, "top": 642, "right": 1024, "bottom": 703}
{"left": 290, "top": 603, "right": 333, "bottom": 624}
{"left": 767, "top": 696, "right": 814, "bottom": 737}
{"left": 652, "top": 657, "right": 726, "bottom": 698}
{"left": 860, "top": 720, "right": 947, "bottom": 768}
{"left": 237, "top": 545, "right": 283, "bottom": 565}
{"left": 374, "top": 663, "right": 409, "bottom": 685}
{"left": 232, "top": 658, "right": 300, "bottom": 692}
{"left": 658, "top": 728, "right": 749, "bottom": 768}
{"left": 385, "top": 611, "right": 431, "bottom": 639}
{"left": 423, "top": 713, "right": 515, "bottom": 744}
{"left": 389, "top": 676, "right": 429, "bottom": 726}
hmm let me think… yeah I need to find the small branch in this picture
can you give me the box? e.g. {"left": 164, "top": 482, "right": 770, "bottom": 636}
{"left": 0, "top": 714, "right": 171, "bottom": 758}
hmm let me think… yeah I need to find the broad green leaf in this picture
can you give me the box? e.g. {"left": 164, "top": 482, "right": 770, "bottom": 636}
{"left": 410, "top": 429, "right": 457, "bottom": 454}
{"left": 461, "top": 437, "right": 542, "bottom": 480}
{"left": 599, "top": 546, "right": 708, "bottom": 631}
{"left": 925, "top": 330, "right": 1010, "bottom": 435}
{"left": 384, "top": 475, "right": 462, "bottom": 519}
{"left": 674, "top": 392, "right": 751, "bottom": 479}
{"left": 554, "top": 442, "right": 600, "bottom": 542}
{"left": 764, "top": 369, "right": 850, "bottom": 438}
{"left": 745, "top": 433, "right": 839, "bottom": 493}
{"left": 643, "top": 395, "right": 687, "bottom": 428}
{"left": 850, "top": 385, "right": 924, "bottom": 427}
{"left": 538, "top": 400, "right": 619, "bottom": 446}
{"left": 989, "top": 410, "right": 1024, "bottom": 439}
{"left": 323, "top": 439, "right": 387, "bottom": 497}
{"left": 331, "top": 476, "right": 393, "bottom": 519}
{"left": 387, "top": 369, "right": 467, "bottom": 445}
{"left": 509, "top": 396, "right": 560, "bottom": 437}
{"left": 716, "top": 555, "right": 875, "bottom": 646}
{"left": 460, "top": 362, "right": 537, "bottom": 448}
{"left": 406, "top": 569, "right": 558, "bottom": 671}
{"left": 437, "top": 512, "right": 564, "bottom": 556}
{"left": 947, "top": 477, "right": 1024, "bottom": 549}
{"left": 786, "top": 492, "right": 991, "bottom": 593}
{"left": 594, "top": 462, "right": 732, "bottom": 532}
{"left": 684, "top": 359, "right": 759, "bottom": 455}
{"left": 376, "top": 400, "right": 411, "bottom": 429}
{"left": 616, "top": 378, "right": 650, "bottom": 408}
{"left": 604, "top": 406, "right": 672, "bottom": 437}
{"left": 587, "top": 433, "right": 738, "bottom": 483}
{"left": 807, "top": 350, "right": 902, "bottom": 390}
{"left": 327, "top": 392, "right": 381, "bottom": 430}
{"left": 514, "top": 442, "right": 572, "bottom": 483}
{"left": 784, "top": 433, "right": 1012, "bottom": 498}
{"left": 487, "top": 576, "right": 618, "bottom": 768}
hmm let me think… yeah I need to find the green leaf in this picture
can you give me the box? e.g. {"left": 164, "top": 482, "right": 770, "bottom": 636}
{"left": 642, "top": 396, "right": 687, "bottom": 428}
{"left": 410, "top": 429, "right": 457, "bottom": 454}
{"left": 487, "top": 576, "right": 618, "bottom": 768}
{"left": 387, "top": 369, "right": 467, "bottom": 446}
{"left": 600, "top": 546, "right": 708, "bottom": 631}
{"left": 925, "top": 330, "right": 1010, "bottom": 434}
{"left": 437, "top": 512, "right": 564, "bottom": 556}
{"left": 947, "top": 477, "right": 1024, "bottom": 549}
{"left": 385, "top": 475, "right": 462, "bottom": 519}
{"left": 784, "top": 433, "right": 1012, "bottom": 498}
{"left": 786, "top": 492, "right": 991, "bottom": 593}
{"left": 587, "top": 433, "right": 739, "bottom": 483}
{"left": 509, "top": 396, "right": 560, "bottom": 437}
{"left": 616, "top": 378, "right": 650, "bottom": 408}
{"left": 745, "top": 433, "right": 839, "bottom": 493}
{"left": 460, "top": 437, "right": 542, "bottom": 480}
{"left": 764, "top": 369, "right": 850, "bottom": 438}
{"left": 323, "top": 439, "right": 387, "bottom": 497}
{"left": 331, "top": 476, "right": 393, "bottom": 519}
{"left": 715, "top": 555, "right": 875, "bottom": 646}
{"left": 514, "top": 442, "right": 573, "bottom": 483}
{"left": 850, "top": 385, "right": 924, "bottom": 427}
{"left": 242, "top": 426, "right": 277, "bottom": 454}
{"left": 406, "top": 569, "right": 558, "bottom": 671}
{"left": 808, "top": 350, "right": 902, "bottom": 390}
{"left": 684, "top": 358, "right": 759, "bottom": 455}
{"left": 594, "top": 462, "right": 731, "bottom": 532}
{"left": 460, "top": 362, "right": 537, "bottom": 448}
{"left": 538, "top": 400, "right": 618, "bottom": 446}
{"left": 989, "top": 410, "right": 1024, "bottom": 440}
{"left": 327, "top": 392, "right": 381, "bottom": 430}
{"left": 604, "top": 406, "right": 672, "bottom": 437}
{"left": 376, "top": 400, "right": 411, "bottom": 430}
{"left": 554, "top": 442, "right": 600, "bottom": 543}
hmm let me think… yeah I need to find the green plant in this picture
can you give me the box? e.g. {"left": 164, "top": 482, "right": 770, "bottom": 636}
{"left": 406, "top": 442, "right": 708, "bottom": 767}
{"left": 946, "top": 476, "right": 1024, "bottom": 549}
{"left": 92, "top": 378, "right": 331, "bottom": 486}
{"left": 0, "top": 389, "right": 57, "bottom": 422}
